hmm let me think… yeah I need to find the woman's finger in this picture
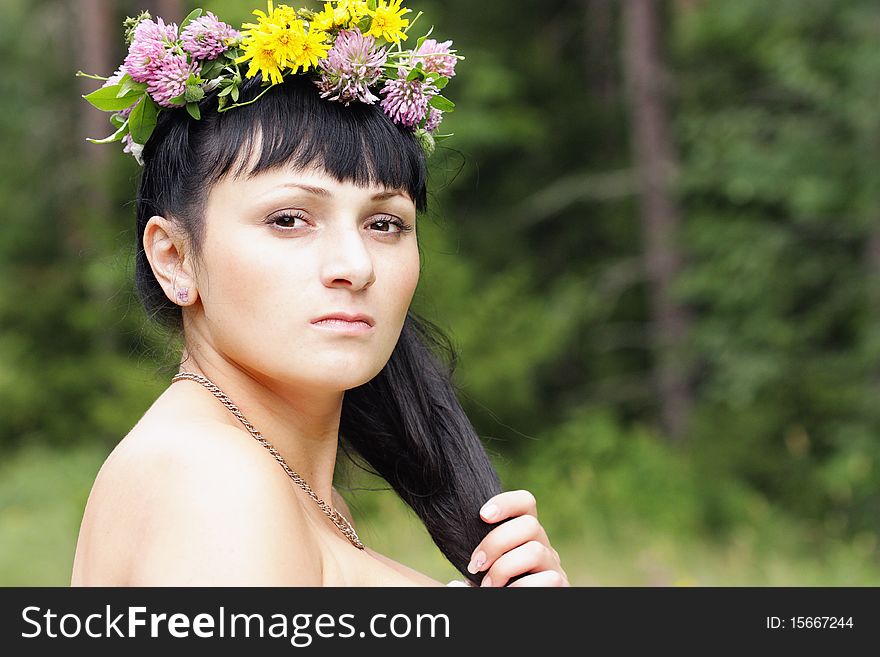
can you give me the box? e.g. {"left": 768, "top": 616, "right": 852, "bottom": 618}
{"left": 479, "top": 540, "right": 558, "bottom": 588}
{"left": 478, "top": 489, "right": 538, "bottom": 524}
{"left": 467, "top": 513, "right": 549, "bottom": 574}
{"left": 506, "top": 570, "right": 568, "bottom": 587}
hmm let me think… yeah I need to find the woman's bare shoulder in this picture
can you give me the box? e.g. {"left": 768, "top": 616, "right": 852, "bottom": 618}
{"left": 362, "top": 548, "right": 448, "bottom": 586}
{"left": 73, "top": 418, "right": 322, "bottom": 586}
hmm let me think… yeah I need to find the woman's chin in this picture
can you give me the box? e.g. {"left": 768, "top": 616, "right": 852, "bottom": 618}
{"left": 285, "top": 365, "right": 385, "bottom": 393}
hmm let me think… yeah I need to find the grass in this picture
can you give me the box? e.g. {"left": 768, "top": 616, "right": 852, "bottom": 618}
{"left": 1, "top": 441, "right": 878, "bottom": 586}
{"left": 0, "top": 442, "right": 104, "bottom": 586}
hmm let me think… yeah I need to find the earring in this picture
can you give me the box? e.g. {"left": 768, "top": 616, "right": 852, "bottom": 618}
{"left": 176, "top": 287, "right": 190, "bottom": 304}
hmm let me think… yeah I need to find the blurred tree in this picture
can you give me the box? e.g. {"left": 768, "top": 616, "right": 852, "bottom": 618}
{"left": 623, "top": 0, "right": 693, "bottom": 441}
{"left": 75, "top": 0, "right": 115, "bottom": 352}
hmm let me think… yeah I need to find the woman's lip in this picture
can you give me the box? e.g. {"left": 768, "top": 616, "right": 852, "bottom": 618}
{"left": 310, "top": 318, "right": 375, "bottom": 334}
{"left": 310, "top": 313, "right": 375, "bottom": 326}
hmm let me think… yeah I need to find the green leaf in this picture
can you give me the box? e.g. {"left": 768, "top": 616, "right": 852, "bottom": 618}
{"left": 82, "top": 84, "right": 142, "bottom": 112}
{"left": 415, "top": 26, "right": 435, "bottom": 51}
{"left": 117, "top": 76, "right": 147, "bottom": 98}
{"left": 186, "top": 102, "right": 201, "bottom": 120}
{"left": 180, "top": 8, "right": 203, "bottom": 31}
{"left": 231, "top": 86, "right": 240, "bottom": 102}
{"left": 218, "top": 85, "right": 234, "bottom": 97}
{"left": 112, "top": 73, "right": 131, "bottom": 93}
{"left": 201, "top": 60, "right": 224, "bottom": 79}
{"left": 407, "top": 67, "right": 425, "bottom": 82}
{"left": 434, "top": 76, "right": 449, "bottom": 90}
{"left": 355, "top": 16, "right": 371, "bottom": 33}
{"left": 224, "top": 47, "right": 244, "bottom": 62}
{"left": 129, "top": 95, "right": 158, "bottom": 145}
{"left": 428, "top": 95, "right": 455, "bottom": 112}
{"left": 86, "top": 119, "right": 129, "bottom": 145}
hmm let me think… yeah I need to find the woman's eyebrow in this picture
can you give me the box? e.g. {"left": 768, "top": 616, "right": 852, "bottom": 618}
{"left": 371, "top": 190, "right": 408, "bottom": 202}
{"left": 279, "top": 182, "right": 331, "bottom": 197}
{"left": 278, "top": 183, "right": 408, "bottom": 203}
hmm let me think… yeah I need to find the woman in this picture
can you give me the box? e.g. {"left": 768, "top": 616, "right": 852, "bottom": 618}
{"left": 71, "top": 3, "right": 568, "bottom": 587}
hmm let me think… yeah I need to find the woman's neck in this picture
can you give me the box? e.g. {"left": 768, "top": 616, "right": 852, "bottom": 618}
{"left": 177, "top": 344, "right": 344, "bottom": 503}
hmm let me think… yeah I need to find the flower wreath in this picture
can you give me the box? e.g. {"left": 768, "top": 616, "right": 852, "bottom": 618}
{"left": 78, "top": 0, "right": 461, "bottom": 164}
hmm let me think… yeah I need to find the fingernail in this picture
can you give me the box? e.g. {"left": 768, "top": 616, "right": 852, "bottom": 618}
{"left": 480, "top": 504, "right": 499, "bottom": 521}
{"left": 480, "top": 575, "right": 493, "bottom": 588}
{"left": 467, "top": 550, "right": 486, "bottom": 574}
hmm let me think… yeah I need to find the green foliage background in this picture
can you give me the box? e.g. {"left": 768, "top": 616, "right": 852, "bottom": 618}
{"left": 1, "top": 0, "right": 879, "bottom": 585}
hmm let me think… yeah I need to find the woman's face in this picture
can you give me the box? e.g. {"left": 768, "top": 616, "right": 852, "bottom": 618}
{"left": 188, "top": 162, "right": 420, "bottom": 393}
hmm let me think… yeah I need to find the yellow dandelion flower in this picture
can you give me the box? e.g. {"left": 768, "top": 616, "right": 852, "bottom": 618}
{"left": 296, "top": 27, "right": 331, "bottom": 71}
{"left": 236, "top": 33, "right": 284, "bottom": 84}
{"left": 311, "top": 2, "right": 338, "bottom": 31}
{"left": 243, "top": 1, "right": 299, "bottom": 33}
{"left": 312, "top": 2, "right": 345, "bottom": 30}
{"left": 340, "top": 0, "right": 370, "bottom": 23}
{"left": 367, "top": 0, "right": 411, "bottom": 43}
{"left": 266, "top": 21, "right": 307, "bottom": 70}
{"left": 275, "top": 3, "right": 300, "bottom": 28}
{"left": 313, "top": 1, "right": 370, "bottom": 31}
{"left": 237, "top": 1, "right": 308, "bottom": 84}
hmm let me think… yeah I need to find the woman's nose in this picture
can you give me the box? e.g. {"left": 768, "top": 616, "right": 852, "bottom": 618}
{"left": 318, "top": 223, "right": 375, "bottom": 290}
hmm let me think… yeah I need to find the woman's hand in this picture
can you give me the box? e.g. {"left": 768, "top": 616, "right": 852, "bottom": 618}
{"left": 467, "top": 489, "right": 569, "bottom": 587}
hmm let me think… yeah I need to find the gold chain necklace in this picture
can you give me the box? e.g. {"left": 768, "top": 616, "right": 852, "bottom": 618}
{"left": 170, "top": 371, "right": 365, "bottom": 550}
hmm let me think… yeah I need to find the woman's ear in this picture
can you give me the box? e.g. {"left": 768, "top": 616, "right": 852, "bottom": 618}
{"left": 143, "top": 215, "right": 200, "bottom": 307}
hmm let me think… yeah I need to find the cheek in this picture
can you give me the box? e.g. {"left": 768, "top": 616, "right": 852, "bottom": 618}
{"left": 194, "top": 236, "right": 315, "bottom": 380}
{"left": 367, "top": 247, "right": 420, "bottom": 376}
{"left": 384, "top": 243, "right": 420, "bottom": 303}
{"left": 194, "top": 232, "right": 304, "bottom": 356}
{"left": 198, "top": 237, "right": 273, "bottom": 310}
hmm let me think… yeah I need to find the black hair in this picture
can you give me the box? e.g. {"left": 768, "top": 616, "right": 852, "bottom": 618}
{"left": 134, "top": 74, "right": 502, "bottom": 585}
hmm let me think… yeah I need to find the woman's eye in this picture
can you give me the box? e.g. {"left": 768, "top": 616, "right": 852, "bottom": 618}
{"left": 270, "top": 213, "right": 307, "bottom": 229}
{"left": 371, "top": 220, "right": 396, "bottom": 233}
{"left": 370, "top": 217, "right": 413, "bottom": 234}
